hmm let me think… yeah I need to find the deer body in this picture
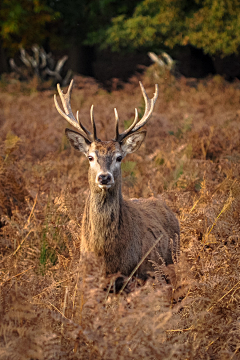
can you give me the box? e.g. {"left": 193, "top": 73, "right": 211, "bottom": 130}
{"left": 82, "top": 191, "right": 179, "bottom": 276}
{"left": 54, "top": 80, "right": 180, "bottom": 278}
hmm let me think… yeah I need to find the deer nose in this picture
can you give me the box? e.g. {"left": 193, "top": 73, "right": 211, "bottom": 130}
{"left": 98, "top": 173, "right": 112, "bottom": 185}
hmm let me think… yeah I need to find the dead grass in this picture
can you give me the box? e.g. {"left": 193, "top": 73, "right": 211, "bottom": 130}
{"left": 0, "top": 72, "right": 240, "bottom": 359}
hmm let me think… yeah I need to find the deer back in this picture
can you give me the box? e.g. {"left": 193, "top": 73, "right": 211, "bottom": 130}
{"left": 54, "top": 80, "right": 180, "bottom": 278}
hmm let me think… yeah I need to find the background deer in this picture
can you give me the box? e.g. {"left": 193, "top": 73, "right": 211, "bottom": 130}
{"left": 54, "top": 80, "right": 180, "bottom": 278}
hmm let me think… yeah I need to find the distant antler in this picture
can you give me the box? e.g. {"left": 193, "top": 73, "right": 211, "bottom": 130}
{"left": 54, "top": 79, "right": 98, "bottom": 142}
{"left": 114, "top": 81, "right": 158, "bottom": 142}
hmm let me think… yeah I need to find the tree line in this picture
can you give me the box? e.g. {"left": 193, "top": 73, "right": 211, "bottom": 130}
{"left": 0, "top": 0, "right": 240, "bottom": 75}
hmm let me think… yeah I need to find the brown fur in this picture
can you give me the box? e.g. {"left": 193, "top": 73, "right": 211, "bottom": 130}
{"left": 56, "top": 80, "right": 180, "bottom": 278}
{"left": 80, "top": 141, "right": 180, "bottom": 277}
{"left": 92, "top": 141, "right": 117, "bottom": 154}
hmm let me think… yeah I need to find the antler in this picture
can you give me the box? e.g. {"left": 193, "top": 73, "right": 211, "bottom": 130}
{"left": 54, "top": 79, "right": 98, "bottom": 142}
{"left": 114, "top": 81, "right": 158, "bottom": 142}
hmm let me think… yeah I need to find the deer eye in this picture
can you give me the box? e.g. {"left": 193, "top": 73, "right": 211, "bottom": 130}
{"left": 116, "top": 156, "right": 122, "bottom": 162}
{"left": 88, "top": 156, "right": 94, "bottom": 162}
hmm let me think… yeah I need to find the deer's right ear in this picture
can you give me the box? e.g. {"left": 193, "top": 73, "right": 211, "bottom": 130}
{"left": 65, "top": 129, "right": 91, "bottom": 155}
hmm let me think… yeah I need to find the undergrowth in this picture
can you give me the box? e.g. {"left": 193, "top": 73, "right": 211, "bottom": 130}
{"left": 0, "top": 74, "right": 240, "bottom": 359}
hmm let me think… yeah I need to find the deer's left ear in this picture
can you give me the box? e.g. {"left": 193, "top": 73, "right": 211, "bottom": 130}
{"left": 121, "top": 130, "right": 146, "bottom": 155}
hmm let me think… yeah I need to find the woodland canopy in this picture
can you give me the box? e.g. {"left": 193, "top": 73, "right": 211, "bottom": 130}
{"left": 0, "top": 0, "right": 240, "bottom": 57}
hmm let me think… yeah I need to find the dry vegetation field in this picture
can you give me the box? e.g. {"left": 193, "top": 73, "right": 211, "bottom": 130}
{"left": 0, "top": 69, "right": 240, "bottom": 359}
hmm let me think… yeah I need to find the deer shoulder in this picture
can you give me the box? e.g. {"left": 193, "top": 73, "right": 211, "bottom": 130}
{"left": 54, "top": 80, "right": 180, "bottom": 278}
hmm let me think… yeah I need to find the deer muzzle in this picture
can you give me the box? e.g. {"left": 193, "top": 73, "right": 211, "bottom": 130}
{"left": 96, "top": 172, "right": 114, "bottom": 190}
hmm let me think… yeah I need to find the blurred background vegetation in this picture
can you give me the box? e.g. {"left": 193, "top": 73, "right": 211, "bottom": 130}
{"left": 1, "top": 0, "right": 240, "bottom": 82}
{"left": 1, "top": 2, "right": 240, "bottom": 358}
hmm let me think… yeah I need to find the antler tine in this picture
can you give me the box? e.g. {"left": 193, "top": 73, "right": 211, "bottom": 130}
{"left": 114, "top": 108, "right": 119, "bottom": 140}
{"left": 76, "top": 111, "right": 92, "bottom": 138}
{"left": 114, "top": 108, "right": 139, "bottom": 141}
{"left": 115, "top": 82, "right": 158, "bottom": 142}
{"left": 131, "top": 81, "right": 159, "bottom": 133}
{"left": 90, "top": 105, "right": 98, "bottom": 141}
{"left": 54, "top": 79, "right": 94, "bottom": 141}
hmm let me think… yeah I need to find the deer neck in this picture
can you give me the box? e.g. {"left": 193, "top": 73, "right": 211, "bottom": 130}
{"left": 86, "top": 178, "right": 123, "bottom": 254}
{"left": 89, "top": 181, "right": 123, "bottom": 225}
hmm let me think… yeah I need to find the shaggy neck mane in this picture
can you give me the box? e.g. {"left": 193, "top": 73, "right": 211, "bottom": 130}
{"left": 87, "top": 182, "right": 124, "bottom": 256}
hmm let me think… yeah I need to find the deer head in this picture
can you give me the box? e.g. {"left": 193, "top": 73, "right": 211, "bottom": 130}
{"left": 54, "top": 80, "right": 158, "bottom": 191}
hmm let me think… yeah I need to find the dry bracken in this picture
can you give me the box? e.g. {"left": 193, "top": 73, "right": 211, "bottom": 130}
{"left": 0, "top": 73, "right": 240, "bottom": 359}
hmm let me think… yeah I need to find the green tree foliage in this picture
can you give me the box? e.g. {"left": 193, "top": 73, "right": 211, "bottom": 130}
{"left": 0, "top": 0, "right": 59, "bottom": 54}
{"left": 0, "top": 0, "right": 140, "bottom": 54}
{"left": 49, "top": 0, "right": 140, "bottom": 46}
{"left": 86, "top": 0, "right": 240, "bottom": 57}
{"left": 1, "top": 0, "right": 240, "bottom": 58}
{"left": 181, "top": 0, "right": 240, "bottom": 56}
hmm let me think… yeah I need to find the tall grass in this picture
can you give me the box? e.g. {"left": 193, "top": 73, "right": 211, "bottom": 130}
{"left": 0, "top": 73, "right": 240, "bottom": 359}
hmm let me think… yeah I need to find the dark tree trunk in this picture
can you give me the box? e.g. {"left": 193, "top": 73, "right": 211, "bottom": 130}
{"left": 213, "top": 54, "right": 240, "bottom": 80}
{"left": 67, "top": 44, "right": 95, "bottom": 76}
{"left": 0, "top": 43, "right": 9, "bottom": 74}
{"left": 172, "top": 45, "right": 215, "bottom": 78}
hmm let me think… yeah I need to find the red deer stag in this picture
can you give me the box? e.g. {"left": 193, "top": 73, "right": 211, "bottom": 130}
{"left": 54, "top": 80, "right": 180, "bottom": 279}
